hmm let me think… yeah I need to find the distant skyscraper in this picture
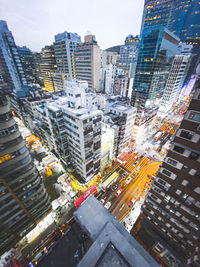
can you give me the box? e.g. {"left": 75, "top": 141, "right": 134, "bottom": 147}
{"left": 40, "top": 45, "right": 57, "bottom": 92}
{"left": 75, "top": 35, "right": 101, "bottom": 91}
{"left": 0, "top": 20, "right": 29, "bottom": 98}
{"left": 53, "top": 31, "right": 81, "bottom": 90}
{"left": 17, "top": 46, "right": 39, "bottom": 85}
{"left": 131, "top": 26, "right": 179, "bottom": 124}
{"left": 141, "top": 0, "right": 200, "bottom": 42}
{"left": 117, "top": 35, "right": 139, "bottom": 78}
{"left": 0, "top": 94, "right": 51, "bottom": 254}
{"left": 132, "top": 82, "right": 200, "bottom": 266}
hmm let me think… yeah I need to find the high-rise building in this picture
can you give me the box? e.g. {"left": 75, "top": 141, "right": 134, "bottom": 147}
{"left": 53, "top": 31, "right": 81, "bottom": 90}
{"left": 0, "top": 94, "right": 51, "bottom": 254}
{"left": 104, "top": 100, "right": 137, "bottom": 157}
{"left": 75, "top": 35, "right": 101, "bottom": 91}
{"left": 40, "top": 45, "right": 57, "bottom": 92}
{"left": 159, "top": 54, "right": 191, "bottom": 113}
{"left": 45, "top": 80, "right": 102, "bottom": 182}
{"left": 131, "top": 26, "right": 179, "bottom": 124}
{"left": 104, "top": 64, "right": 118, "bottom": 95}
{"left": 17, "top": 46, "right": 39, "bottom": 85}
{"left": 141, "top": 0, "right": 200, "bottom": 42}
{"left": 117, "top": 35, "right": 139, "bottom": 78}
{"left": 132, "top": 83, "right": 200, "bottom": 266}
{"left": 113, "top": 75, "right": 129, "bottom": 97}
{"left": 0, "top": 20, "right": 29, "bottom": 98}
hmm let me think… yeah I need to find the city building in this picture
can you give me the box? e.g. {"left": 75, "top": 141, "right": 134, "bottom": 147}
{"left": 0, "top": 20, "right": 29, "bottom": 98}
{"left": 17, "top": 46, "right": 39, "bottom": 85}
{"left": 113, "top": 74, "right": 129, "bottom": 97}
{"left": 141, "top": 0, "right": 200, "bottom": 42}
{"left": 104, "top": 64, "right": 117, "bottom": 95}
{"left": 40, "top": 45, "right": 57, "bottom": 92}
{"left": 117, "top": 34, "right": 139, "bottom": 78}
{"left": 131, "top": 26, "right": 179, "bottom": 124}
{"left": 53, "top": 31, "right": 81, "bottom": 90}
{"left": 38, "top": 195, "right": 161, "bottom": 267}
{"left": 104, "top": 100, "right": 136, "bottom": 157}
{"left": 159, "top": 54, "right": 191, "bottom": 113}
{"left": 140, "top": 0, "right": 200, "bottom": 84}
{"left": 75, "top": 35, "right": 101, "bottom": 91}
{"left": 33, "top": 52, "right": 44, "bottom": 87}
{"left": 41, "top": 80, "right": 102, "bottom": 182}
{"left": 132, "top": 83, "right": 200, "bottom": 266}
{"left": 100, "top": 50, "right": 119, "bottom": 68}
{"left": 0, "top": 94, "right": 51, "bottom": 254}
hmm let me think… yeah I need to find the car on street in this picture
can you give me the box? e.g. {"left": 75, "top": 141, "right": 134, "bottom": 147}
{"left": 125, "top": 177, "right": 132, "bottom": 184}
{"left": 133, "top": 160, "right": 139, "bottom": 167}
{"left": 100, "top": 199, "right": 105, "bottom": 204}
{"left": 135, "top": 166, "right": 140, "bottom": 172}
{"left": 111, "top": 184, "right": 118, "bottom": 191}
{"left": 115, "top": 188, "right": 123, "bottom": 197}
{"left": 104, "top": 202, "right": 111, "bottom": 209}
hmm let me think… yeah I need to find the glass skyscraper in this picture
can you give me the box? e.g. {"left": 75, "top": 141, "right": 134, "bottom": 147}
{"left": 131, "top": 26, "right": 179, "bottom": 123}
{"left": 141, "top": 0, "right": 200, "bottom": 42}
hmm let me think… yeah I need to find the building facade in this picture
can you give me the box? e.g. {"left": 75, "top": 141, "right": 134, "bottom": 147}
{"left": 141, "top": 0, "right": 200, "bottom": 42}
{"left": 132, "top": 83, "right": 200, "bottom": 266}
{"left": 40, "top": 45, "right": 57, "bottom": 92}
{"left": 131, "top": 26, "right": 179, "bottom": 124}
{"left": 0, "top": 95, "right": 51, "bottom": 254}
{"left": 159, "top": 54, "right": 191, "bottom": 113}
{"left": 104, "top": 101, "right": 137, "bottom": 157}
{"left": 53, "top": 31, "right": 81, "bottom": 90}
{"left": 75, "top": 35, "right": 101, "bottom": 91}
{"left": 17, "top": 46, "right": 39, "bottom": 85}
{"left": 0, "top": 20, "right": 29, "bottom": 98}
{"left": 117, "top": 34, "right": 139, "bottom": 78}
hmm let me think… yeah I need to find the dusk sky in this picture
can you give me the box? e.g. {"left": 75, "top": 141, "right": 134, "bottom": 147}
{"left": 0, "top": 0, "right": 144, "bottom": 52}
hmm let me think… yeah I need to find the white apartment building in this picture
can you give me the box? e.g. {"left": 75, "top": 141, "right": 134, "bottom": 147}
{"left": 44, "top": 80, "right": 103, "bottom": 181}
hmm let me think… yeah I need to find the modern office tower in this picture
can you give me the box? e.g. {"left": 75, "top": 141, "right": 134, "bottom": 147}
{"left": 0, "top": 20, "right": 29, "bottom": 98}
{"left": 0, "top": 94, "right": 51, "bottom": 254}
{"left": 53, "top": 31, "right": 81, "bottom": 89}
{"left": 45, "top": 80, "right": 102, "bottom": 182}
{"left": 40, "top": 45, "right": 57, "bottom": 92}
{"left": 17, "top": 46, "right": 39, "bottom": 85}
{"left": 159, "top": 54, "right": 191, "bottom": 113}
{"left": 113, "top": 75, "right": 129, "bottom": 97}
{"left": 141, "top": 0, "right": 200, "bottom": 42}
{"left": 75, "top": 35, "right": 101, "bottom": 91}
{"left": 117, "top": 34, "right": 139, "bottom": 78}
{"left": 104, "top": 101, "right": 136, "bottom": 157}
{"left": 132, "top": 84, "right": 200, "bottom": 266}
{"left": 131, "top": 26, "right": 179, "bottom": 124}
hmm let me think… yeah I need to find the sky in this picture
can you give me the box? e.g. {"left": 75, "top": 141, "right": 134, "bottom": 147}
{"left": 0, "top": 0, "right": 144, "bottom": 52}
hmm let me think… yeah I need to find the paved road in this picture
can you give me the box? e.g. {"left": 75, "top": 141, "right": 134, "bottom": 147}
{"left": 97, "top": 154, "right": 161, "bottom": 221}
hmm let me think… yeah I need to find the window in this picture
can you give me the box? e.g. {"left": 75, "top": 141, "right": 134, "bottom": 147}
{"left": 188, "top": 111, "right": 200, "bottom": 122}
{"left": 173, "top": 145, "right": 184, "bottom": 154}
{"left": 180, "top": 130, "right": 193, "bottom": 140}
{"left": 182, "top": 165, "right": 190, "bottom": 173}
{"left": 162, "top": 169, "right": 171, "bottom": 177}
{"left": 189, "top": 152, "right": 199, "bottom": 161}
{"left": 167, "top": 158, "right": 177, "bottom": 166}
